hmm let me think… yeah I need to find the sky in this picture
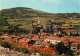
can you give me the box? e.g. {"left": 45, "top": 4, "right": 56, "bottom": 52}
{"left": 0, "top": 0, "right": 80, "bottom": 13}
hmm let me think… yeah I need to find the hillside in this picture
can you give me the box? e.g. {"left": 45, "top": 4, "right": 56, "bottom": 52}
{"left": 0, "top": 7, "right": 80, "bottom": 31}
{"left": 55, "top": 13, "right": 80, "bottom": 19}
{"left": 0, "top": 7, "right": 55, "bottom": 19}
{"left": 0, "top": 7, "right": 80, "bottom": 19}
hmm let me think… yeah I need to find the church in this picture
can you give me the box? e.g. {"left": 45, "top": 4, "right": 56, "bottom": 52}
{"left": 31, "top": 18, "right": 43, "bottom": 34}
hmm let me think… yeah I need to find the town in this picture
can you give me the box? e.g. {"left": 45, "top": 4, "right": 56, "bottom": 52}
{"left": 0, "top": 18, "right": 80, "bottom": 56}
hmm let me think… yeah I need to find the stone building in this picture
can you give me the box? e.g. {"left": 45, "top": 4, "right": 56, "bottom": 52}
{"left": 31, "top": 18, "right": 43, "bottom": 34}
{"left": 43, "top": 21, "right": 59, "bottom": 33}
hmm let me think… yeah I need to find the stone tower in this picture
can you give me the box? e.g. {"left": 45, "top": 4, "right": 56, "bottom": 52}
{"left": 38, "top": 17, "right": 40, "bottom": 25}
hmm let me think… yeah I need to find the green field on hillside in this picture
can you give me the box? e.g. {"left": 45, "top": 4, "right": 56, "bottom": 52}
{"left": 7, "top": 17, "right": 54, "bottom": 30}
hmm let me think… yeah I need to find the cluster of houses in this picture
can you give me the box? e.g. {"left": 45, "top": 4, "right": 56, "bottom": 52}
{"left": 0, "top": 19, "right": 80, "bottom": 55}
{"left": 0, "top": 31, "right": 80, "bottom": 54}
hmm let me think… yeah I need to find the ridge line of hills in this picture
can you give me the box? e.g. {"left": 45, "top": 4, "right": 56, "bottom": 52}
{"left": 0, "top": 7, "right": 80, "bottom": 19}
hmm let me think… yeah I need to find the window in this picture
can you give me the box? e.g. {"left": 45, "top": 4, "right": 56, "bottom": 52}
{"left": 73, "top": 48, "right": 76, "bottom": 49}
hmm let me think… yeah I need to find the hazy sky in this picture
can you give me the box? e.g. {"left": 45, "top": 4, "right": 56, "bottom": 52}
{"left": 0, "top": 0, "right": 80, "bottom": 13}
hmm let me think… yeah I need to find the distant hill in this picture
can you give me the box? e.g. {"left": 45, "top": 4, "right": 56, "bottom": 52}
{"left": 55, "top": 13, "right": 80, "bottom": 19}
{"left": 0, "top": 7, "right": 54, "bottom": 19}
{"left": 0, "top": 7, "right": 80, "bottom": 31}
{"left": 0, "top": 7, "right": 80, "bottom": 19}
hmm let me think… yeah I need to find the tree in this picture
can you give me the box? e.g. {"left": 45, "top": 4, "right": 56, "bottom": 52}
{"left": 1, "top": 41, "right": 11, "bottom": 48}
{"left": 55, "top": 42, "right": 73, "bottom": 55}
{"left": 7, "top": 25, "right": 28, "bottom": 34}
{"left": 28, "top": 40, "right": 36, "bottom": 44}
{"left": 77, "top": 44, "right": 80, "bottom": 49}
{"left": 49, "top": 43, "right": 54, "bottom": 49}
{"left": 0, "top": 17, "right": 9, "bottom": 26}
{"left": 55, "top": 42, "right": 65, "bottom": 54}
{"left": 22, "top": 48, "right": 29, "bottom": 54}
{"left": 68, "top": 42, "right": 72, "bottom": 49}
{"left": 64, "top": 48, "right": 74, "bottom": 56}
{"left": 0, "top": 33, "right": 2, "bottom": 36}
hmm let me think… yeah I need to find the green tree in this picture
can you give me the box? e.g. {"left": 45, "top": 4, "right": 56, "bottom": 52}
{"left": 28, "top": 40, "right": 36, "bottom": 44}
{"left": 55, "top": 42, "right": 65, "bottom": 54}
{"left": 22, "top": 48, "right": 29, "bottom": 54}
{"left": 64, "top": 48, "right": 74, "bottom": 56}
{"left": 49, "top": 43, "right": 54, "bottom": 49}
{"left": 1, "top": 41, "right": 11, "bottom": 48}
{"left": 55, "top": 42, "right": 73, "bottom": 55}
{"left": 0, "top": 17, "right": 9, "bottom": 26}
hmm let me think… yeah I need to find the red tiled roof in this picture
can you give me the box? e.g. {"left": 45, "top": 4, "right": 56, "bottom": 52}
{"left": 32, "top": 35, "right": 39, "bottom": 41}
{"left": 63, "top": 30, "right": 80, "bottom": 32}
{"left": 42, "top": 33, "right": 50, "bottom": 35}
{"left": 77, "top": 49, "right": 80, "bottom": 52}
{"left": 3, "top": 34, "right": 8, "bottom": 36}
{"left": 1, "top": 36, "right": 9, "bottom": 39}
{"left": 32, "top": 37, "right": 39, "bottom": 41}
{"left": 44, "top": 43, "right": 50, "bottom": 47}
{"left": 46, "top": 36, "right": 64, "bottom": 41}
{"left": 71, "top": 43, "right": 78, "bottom": 46}
{"left": 5, "top": 38, "right": 12, "bottom": 42}
{"left": 42, "top": 41, "right": 47, "bottom": 44}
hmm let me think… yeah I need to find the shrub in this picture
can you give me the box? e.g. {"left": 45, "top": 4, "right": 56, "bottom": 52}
{"left": 55, "top": 42, "right": 73, "bottom": 55}
{"left": 49, "top": 43, "right": 54, "bottom": 50}
{"left": 22, "top": 47, "right": 29, "bottom": 54}
{"left": 0, "top": 41, "right": 29, "bottom": 54}
{"left": 0, "top": 41, "right": 11, "bottom": 48}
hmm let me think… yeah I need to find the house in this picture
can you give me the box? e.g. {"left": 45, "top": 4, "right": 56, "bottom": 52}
{"left": 31, "top": 18, "right": 43, "bottom": 34}
{"left": 44, "top": 36, "right": 64, "bottom": 44}
{"left": 63, "top": 30, "right": 80, "bottom": 36}
{"left": 33, "top": 41, "right": 44, "bottom": 47}
{"left": 18, "top": 38, "right": 29, "bottom": 43}
{"left": 71, "top": 43, "right": 78, "bottom": 51}
{"left": 42, "top": 33, "right": 51, "bottom": 36}
{"left": 43, "top": 24, "right": 58, "bottom": 33}
{"left": 10, "top": 35, "right": 19, "bottom": 42}
{"left": 32, "top": 35, "right": 40, "bottom": 41}
{"left": 0, "top": 34, "right": 9, "bottom": 40}
{"left": 31, "top": 25, "right": 43, "bottom": 34}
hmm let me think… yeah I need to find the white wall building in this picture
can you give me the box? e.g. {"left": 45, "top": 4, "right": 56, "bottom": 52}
{"left": 44, "top": 36, "right": 63, "bottom": 44}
